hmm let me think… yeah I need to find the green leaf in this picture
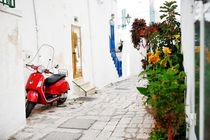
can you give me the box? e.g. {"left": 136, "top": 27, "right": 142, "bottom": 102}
{"left": 136, "top": 87, "right": 149, "bottom": 96}
{"left": 138, "top": 71, "right": 146, "bottom": 76}
{"left": 160, "top": 14, "right": 167, "bottom": 19}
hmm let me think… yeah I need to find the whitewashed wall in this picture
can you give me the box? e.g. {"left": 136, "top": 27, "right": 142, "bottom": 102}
{"left": 0, "top": 1, "right": 26, "bottom": 139}
{"left": 88, "top": 0, "right": 123, "bottom": 89}
{"left": 21, "top": 0, "right": 94, "bottom": 95}
{"left": 117, "top": 0, "right": 150, "bottom": 78}
{"left": 21, "top": 0, "right": 127, "bottom": 90}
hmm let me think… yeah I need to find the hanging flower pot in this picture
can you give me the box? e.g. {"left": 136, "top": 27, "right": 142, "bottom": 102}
{"left": 139, "top": 29, "right": 145, "bottom": 37}
{"left": 130, "top": 18, "right": 146, "bottom": 49}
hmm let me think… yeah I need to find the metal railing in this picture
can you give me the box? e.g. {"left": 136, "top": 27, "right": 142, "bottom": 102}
{"left": 72, "top": 81, "right": 87, "bottom": 96}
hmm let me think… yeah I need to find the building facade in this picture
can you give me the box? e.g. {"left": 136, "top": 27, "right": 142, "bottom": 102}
{"left": 0, "top": 0, "right": 143, "bottom": 139}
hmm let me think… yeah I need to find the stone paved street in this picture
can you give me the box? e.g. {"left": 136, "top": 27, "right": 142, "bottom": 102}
{"left": 11, "top": 76, "right": 154, "bottom": 140}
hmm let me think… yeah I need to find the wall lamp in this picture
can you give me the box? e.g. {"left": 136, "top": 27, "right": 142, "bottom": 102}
{"left": 121, "top": 9, "right": 132, "bottom": 29}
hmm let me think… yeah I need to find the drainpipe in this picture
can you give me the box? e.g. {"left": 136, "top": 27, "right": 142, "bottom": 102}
{"left": 87, "top": 0, "right": 96, "bottom": 87}
{"left": 32, "top": 0, "right": 39, "bottom": 50}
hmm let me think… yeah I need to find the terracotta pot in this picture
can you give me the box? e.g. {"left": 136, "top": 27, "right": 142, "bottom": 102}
{"left": 139, "top": 29, "right": 145, "bottom": 37}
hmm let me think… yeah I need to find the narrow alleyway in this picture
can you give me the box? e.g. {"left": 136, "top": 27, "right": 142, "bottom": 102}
{"left": 11, "top": 76, "right": 153, "bottom": 140}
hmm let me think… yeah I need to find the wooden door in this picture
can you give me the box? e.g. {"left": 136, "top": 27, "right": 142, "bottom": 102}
{"left": 71, "top": 25, "right": 82, "bottom": 79}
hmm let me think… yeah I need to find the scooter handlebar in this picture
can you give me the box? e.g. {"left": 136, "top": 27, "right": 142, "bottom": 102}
{"left": 25, "top": 64, "right": 38, "bottom": 70}
{"left": 44, "top": 69, "right": 54, "bottom": 74}
{"left": 26, "top": 64, "right": 54, "bottom": 74}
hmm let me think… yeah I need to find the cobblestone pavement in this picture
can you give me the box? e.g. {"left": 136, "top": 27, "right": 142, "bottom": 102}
{"left": 11, "top": 76, "right": 154, "bottom": 140}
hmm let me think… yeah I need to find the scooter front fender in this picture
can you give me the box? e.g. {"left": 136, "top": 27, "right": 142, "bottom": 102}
{"left": 27, "top": 90, "right": 39, "bottom": 102}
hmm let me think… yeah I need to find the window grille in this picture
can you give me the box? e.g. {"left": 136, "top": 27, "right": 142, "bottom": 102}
{"left": 0, "top": 0, "right": 15, "bottom": 8}
{"left": 195, "top": 0, "right": 210, "bottom": 4}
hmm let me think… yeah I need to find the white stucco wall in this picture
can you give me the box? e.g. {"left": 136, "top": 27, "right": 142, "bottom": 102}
{"left": 21, "top": 0, "right": 95, "bottom": 95}
{"left": 20, "top": 0, "right": 143, "bottom": 91}
{"left": 116, "top": 0, "right": 149, "bottom": 78}
{"left": 88, "top": 0, "right": 121, "bottom": 89}
{"left": 0, "top": 1, "right": 26, "bottom": 139}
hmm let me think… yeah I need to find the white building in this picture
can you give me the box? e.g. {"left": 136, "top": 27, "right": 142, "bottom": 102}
{"left": 0, "top": 0, "right": 26, "bottom": 139}
{"left": 181, "top": 0, "right": 210, "bottom": 139}
{"left": 0, "top": 0, "right": 144, "bottom": 139}
{"left": 116, "top": 0, "right": 150, "bottom": 77}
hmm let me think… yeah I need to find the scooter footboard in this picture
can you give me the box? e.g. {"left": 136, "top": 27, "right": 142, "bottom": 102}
{"left": 27, "top": 90, "right": 39, "bottom": 102}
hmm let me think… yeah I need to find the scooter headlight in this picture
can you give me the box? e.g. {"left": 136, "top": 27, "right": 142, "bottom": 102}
{"left": 38, "top": 66, "right": 45, "bottom": 73}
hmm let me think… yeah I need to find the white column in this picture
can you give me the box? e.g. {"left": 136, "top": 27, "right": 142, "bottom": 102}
{"left": 181, "top": 0, "right": 197, "bottom": 139}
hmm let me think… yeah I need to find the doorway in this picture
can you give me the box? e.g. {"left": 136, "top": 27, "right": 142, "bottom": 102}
{"left": 71, "top": 25, "right": 82, "bottom": 79}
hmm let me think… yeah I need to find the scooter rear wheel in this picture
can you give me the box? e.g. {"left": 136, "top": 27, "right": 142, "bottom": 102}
{"left": 57, "top": 93, "right": 67, "bottom": 104}
{"left": 25, "top": 101, "right": 36, "bottom": 118}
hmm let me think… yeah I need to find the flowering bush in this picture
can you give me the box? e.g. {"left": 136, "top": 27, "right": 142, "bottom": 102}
{"left": 133, "top": 1, "right": 187, "bottom": 139}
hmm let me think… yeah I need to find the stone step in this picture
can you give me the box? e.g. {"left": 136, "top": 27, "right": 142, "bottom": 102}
{"left": 86, "top": 87, "right": 96, "bottom": 95}
{"left": 74, "top": 85, "right": 96, "bottom": 96}
{"left": 71, "top": 78, "right": 96, "bottom": 97}
{"left": 73, "top": 77, "right": 85, "bottom": 86}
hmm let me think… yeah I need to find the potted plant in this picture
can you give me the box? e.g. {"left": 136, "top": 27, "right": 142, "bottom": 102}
{"left": 135, "top": 1, "right": 186, "bottom": 139}
{"left": 139, "top": 28, "right": 145, "bottom": 37}
{"left": 130, "top": 18, "right": 146, "bottom": 49}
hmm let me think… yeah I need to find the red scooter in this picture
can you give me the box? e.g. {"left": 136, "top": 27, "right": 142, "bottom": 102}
{"left": 25, "top": 44, "right": 70, "bottom": 118}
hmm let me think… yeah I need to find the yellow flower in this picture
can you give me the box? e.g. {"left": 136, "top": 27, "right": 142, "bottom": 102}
{"left": 172, "top": 67, "right": 178, "bottom": 72}
{"left": 207, "top": 51, "right": 210, "bottom": 63}
{"left": 173, "top": 81, "right": 178, "bottom": 85}
{"left": 149, "top": 54, "right": 160, "bottom": 64}
{"left": 160, "top": 60, "right": 167, "bottom": 67}
{"left": 155, "top": 49, "right": 160, "bottom": 55}
{"left": 174, "top": 35, "right": 180, "bottom": 39}
{"left": 148, "top": 55, "right": 153, "bottom": 64}
{"left": 163, "top": 47, "right": 172, "bottom": 54}
{"left": 205, "top": 48, "right": 209, "bottom": 53}
{"left": 147, "top": 52, "right": 153, "bottom": 56}
{"left": 164, "top": 62, "right": 167, "bottom": 67}
{"left": 153, "top": 55, "right": 160, "bottom": 64}
{"left": 195, "top": 46, "right": 200, "bottom": 53}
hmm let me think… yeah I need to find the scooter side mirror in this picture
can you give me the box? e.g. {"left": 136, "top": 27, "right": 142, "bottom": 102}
{"left": 55, "top": 64, "right": 59, "bottom": 69}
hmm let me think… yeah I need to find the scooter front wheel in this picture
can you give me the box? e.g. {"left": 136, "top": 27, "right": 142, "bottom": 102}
{"left": 25, "top": 101, "right": 36, "bottom": 118}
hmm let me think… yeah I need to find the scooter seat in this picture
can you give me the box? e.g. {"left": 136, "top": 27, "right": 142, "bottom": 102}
{"left": 44, "top": 74, "right": 66, "bottom": 87}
